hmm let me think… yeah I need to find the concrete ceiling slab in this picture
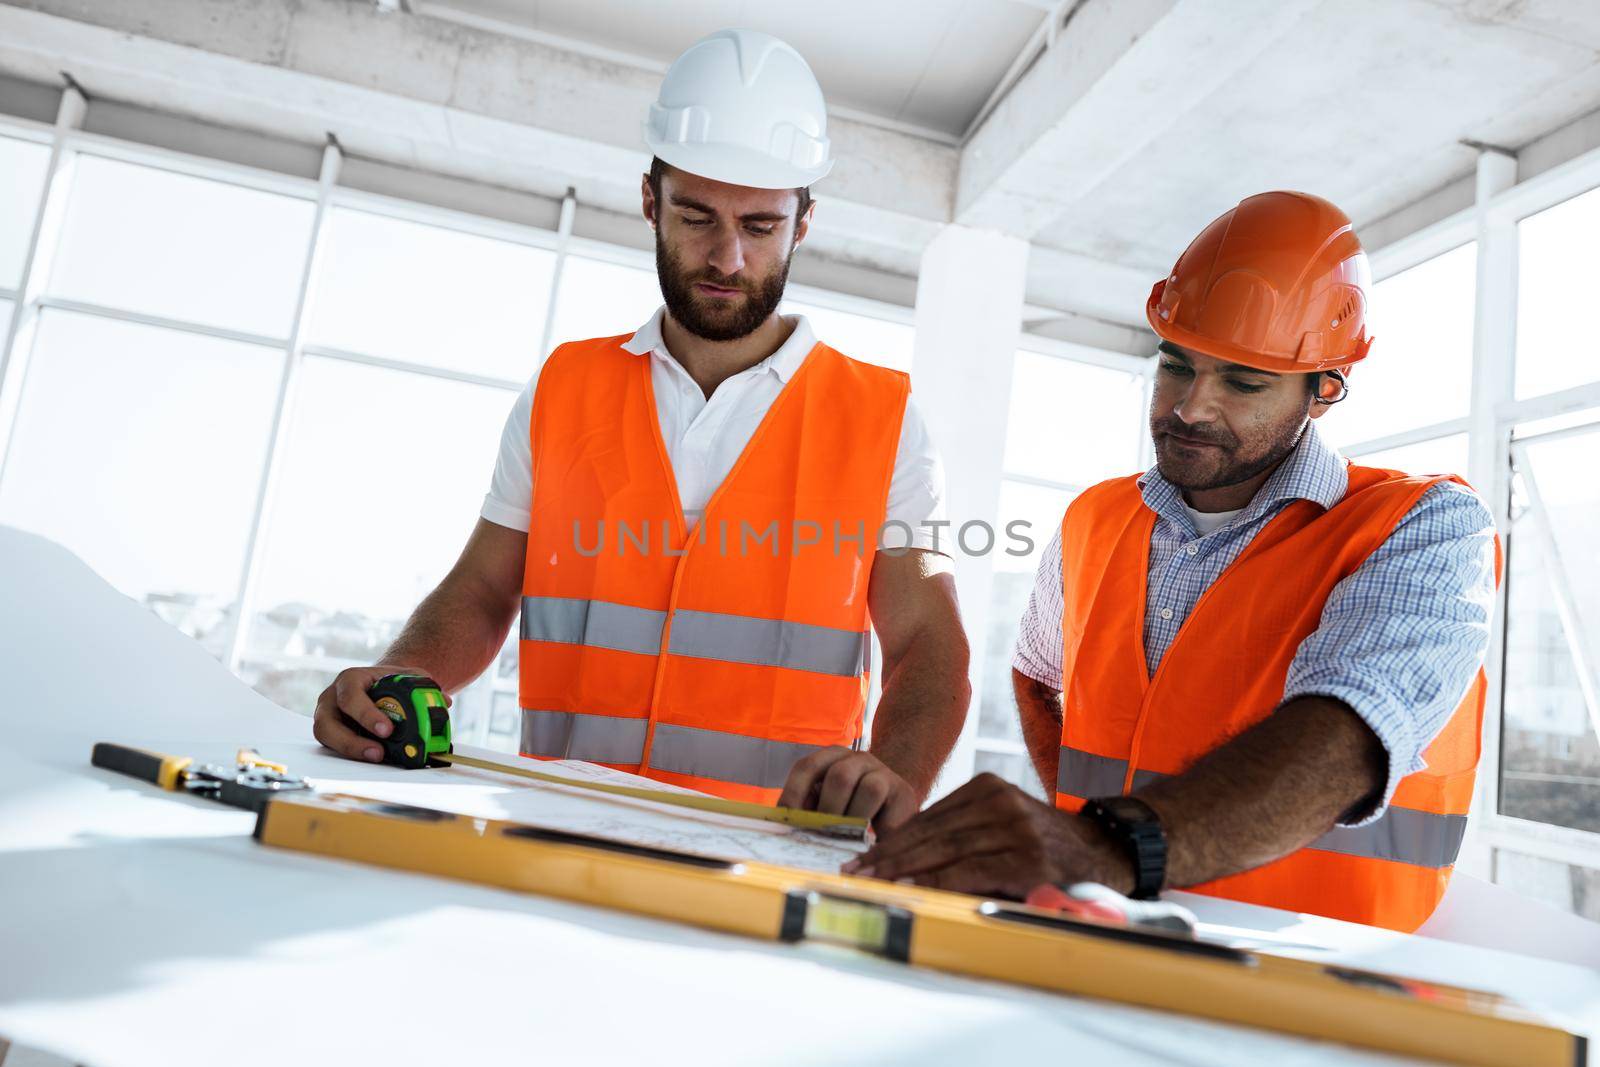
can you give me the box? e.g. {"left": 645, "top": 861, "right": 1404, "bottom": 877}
{"left": 4, "top": 0, "right": 1599, "bottom": 335}
{"left": 1022, "top": 0, "right": 1600, "bottom": 271}
{"left": 425, "top": 0, "right": 1043, "bottom": 139}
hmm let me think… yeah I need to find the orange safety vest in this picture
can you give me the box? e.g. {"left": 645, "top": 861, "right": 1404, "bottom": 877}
{"left": 517, "top": 333, "right": 908, "bottom": 803}
{"left": 1055, "top": 465, "right": 1497, "bottom": 932}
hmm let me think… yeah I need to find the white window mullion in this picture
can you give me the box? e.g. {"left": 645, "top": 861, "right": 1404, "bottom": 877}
{"left": 0, "top": 83, "right": 86, "bottom": 489}
{"left": 1482, "top": 817, "right": 1600, "bottom": 872}
{"left": 1460, "top": 148, "right": 1519, "bottom": 877}
{"left": 31, "top": 295, "right": 287, "bottom": 349}
{"left": 300, "top": 342, "right": 523, "bottom": 392}
{"left": 222, "top": 139, "right": 343, "bottom": 673}
{"left": 536, "top": 187, "right": 576, "bottom": 373}
{"left": 1341, "top": 417, "right": 1473, "bottom": 459}
{"left": 1497, "top": 379, "right": 1600, "bottom": 428}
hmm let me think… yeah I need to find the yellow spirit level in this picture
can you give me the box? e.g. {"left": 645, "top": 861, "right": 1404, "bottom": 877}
{"left": 255, "top": 790, "right": 1585, "bottom": 1067}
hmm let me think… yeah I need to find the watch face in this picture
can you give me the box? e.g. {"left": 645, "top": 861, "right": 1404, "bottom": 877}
{"left": 1098, "top": 796, "right": 1158, "bottom": 827}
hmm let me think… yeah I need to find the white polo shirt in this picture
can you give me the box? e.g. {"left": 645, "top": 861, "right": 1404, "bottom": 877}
{"left": 482, "top": 308, "right": 948, "bottom": 552}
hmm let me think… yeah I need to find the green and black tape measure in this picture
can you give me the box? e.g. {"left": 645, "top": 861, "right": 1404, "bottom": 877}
{"left": 355, "top": 673, "right": 453, "bottom": 769}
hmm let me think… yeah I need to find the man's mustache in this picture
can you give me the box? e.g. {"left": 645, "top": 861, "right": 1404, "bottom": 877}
{"left": 689, "top": 271, "right": 752, "bottom": 294}
{"left": 1152, "top": 416, "right": 1236, "bottom": 449}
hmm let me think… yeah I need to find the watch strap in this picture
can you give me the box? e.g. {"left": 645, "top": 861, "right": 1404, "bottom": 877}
{"left": 1081, "top": 796, "right": 1167, "bottom": 900}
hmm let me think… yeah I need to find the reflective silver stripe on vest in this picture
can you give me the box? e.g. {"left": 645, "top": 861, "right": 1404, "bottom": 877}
{"left": 521, "top": 709, "right": 648, "bottom": 764}
{"left": 668, "top": 609, "right": 868, "bottom": 678}
{"left": 521, "top": 596, "right": 869, "bottom": 678}
{"left": 1056, "top": 746, "right": 1130, "bottom": 797}
{"left": 1055, "top": 745, "right": 1464, "bottom": 869}
{"left": 648, "top": 722, "right": 827, "bottom": 789}
{"left": 519, "top": 710, "right": 828, "bottom": 790}
{"left": 1056, "top": 748, "right": 1166, "bottom": 795}
{"left": 521, "top": 596, "right": 665, "bottom": 656}
{"left": 1309, "top": 808, "right": 1468, "bottom": 870}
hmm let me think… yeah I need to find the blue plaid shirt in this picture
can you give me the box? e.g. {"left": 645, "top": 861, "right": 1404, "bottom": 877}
{"left": 1012, "top": 420, "right": 1498, "bottom": 826}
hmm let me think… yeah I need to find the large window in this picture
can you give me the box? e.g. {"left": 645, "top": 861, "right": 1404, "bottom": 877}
{"left": 0, "top": 115, "right": 923, "bottom": 758}
{"left": 783, "top": 296, "right": 915, "bottom": 372}
{"left": 1356, "top": 432, "right": 1470, "bottom": 478}
{"left": 50, "top": 155, "right": 315, "bottom": 337}
{"left": 238, "top": 356, "right": 512, "bottom": 719}
{"left": 0, "top": 135, "right": 50, "bottom": 288}
{"left": 309, "top": 206, "right": 556, "bottom": 380}
{"left": 1326, "top": 242, "right": 1476, "bottom": 458}
{"left": 974, "top": 344, "right": 1147, "bottom": 797}
{"left": 1501, "top": 426, "right": 1600, "bottom": 836}
{"left": 1516, "top": 185, "right": 1600, "bottom": 400}
{"left": 0, "top": 311, "right": 282, "bottom": 653}
{"left": 547, "top": 252, "right": 661, "bottom": 346}
{"left": 1487, "top": 184, "right": 1600, "bottom": 919}
{"left": 976, "top": 478, "right": 1075, "bottom": 799}
{"left": 2, "top": 154, "right": 312, "bottom": 656}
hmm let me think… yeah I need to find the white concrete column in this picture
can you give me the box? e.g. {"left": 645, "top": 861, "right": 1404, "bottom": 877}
{"left": 907, "top": 224, "right": 1030, "bottom": 799}
{"left": 1459, "top": 147, "right": 1518, "bottom": 880}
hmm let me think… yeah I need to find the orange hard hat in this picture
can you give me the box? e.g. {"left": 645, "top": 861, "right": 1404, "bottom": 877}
{"left": 1146, "top": 191, "right": 1374, "bottom": 374}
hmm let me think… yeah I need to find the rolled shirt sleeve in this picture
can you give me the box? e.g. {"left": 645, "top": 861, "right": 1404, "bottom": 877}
{"left": 480, "top": 377, "right": 536, "bottom": 533}
{"left": 1282, "top": 481, "right": 1498, "bottom": 827}
{"left": 1011, "top": 525, "right": 1066, "bottom": 690}
{"left": 877, "top": 396, "right": 951, "bottom": 554}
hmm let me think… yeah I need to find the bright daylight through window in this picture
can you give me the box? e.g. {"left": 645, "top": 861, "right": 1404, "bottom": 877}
{"left": 1326, "top": 242, "right": 1476, "bottom": 454}
{"left": 0, "top": 139, "right": 928, "bottom": 754}
{"left": 1494, "top": 184, "right": 1600, "bottom": 919}
{"left": 974, "top": 347, "right": 1146, "bottom": 797}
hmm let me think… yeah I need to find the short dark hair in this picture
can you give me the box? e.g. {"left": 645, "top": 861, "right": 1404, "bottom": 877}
{"left": 648, "top": 156, "right": 812, "bottom": 219}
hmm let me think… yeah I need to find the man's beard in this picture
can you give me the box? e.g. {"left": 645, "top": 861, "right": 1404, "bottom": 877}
{"left": 655, "top": 232, "right": 792, "bottom": 342}
{"left": 1150, "top": 409, "right": 1308, "bottom": 491}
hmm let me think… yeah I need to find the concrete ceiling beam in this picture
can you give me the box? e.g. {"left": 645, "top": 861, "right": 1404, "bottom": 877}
{"left": 0, "top": 0, "right": 1178, "bottom": 326}
{"left": 956, "top": 0, "right": 1318, "bottom": 237}
{"left": 0, "top": 0, "right": 955, "bottom": 277}
{"left": 1026, "top": 243, "right": 1154, "bottom": 329}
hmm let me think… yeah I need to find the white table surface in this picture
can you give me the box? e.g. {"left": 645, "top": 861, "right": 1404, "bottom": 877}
{"left": 2, "top": 524, "right": 1597, "bottom": 1067}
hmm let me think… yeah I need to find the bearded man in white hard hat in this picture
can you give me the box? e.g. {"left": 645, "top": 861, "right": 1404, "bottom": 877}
{"left": 313, "top": 29, "right": 969, "bottom": 829}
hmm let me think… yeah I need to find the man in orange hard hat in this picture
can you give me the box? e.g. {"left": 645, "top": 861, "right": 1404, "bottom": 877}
{"left": 845, "top": 191, "right": 1500, "bottom": 931}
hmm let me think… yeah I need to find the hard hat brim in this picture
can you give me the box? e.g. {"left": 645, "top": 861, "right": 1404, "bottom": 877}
{"left": 1146, "top": 290, "right": 1367, "bottom": 375}
{"left": 648, "top": 139, "right": 832, "bottom": 192}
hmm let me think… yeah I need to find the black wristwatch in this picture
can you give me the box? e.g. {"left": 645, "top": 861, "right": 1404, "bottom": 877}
{"left": 1080, "top": 796, "right": 1167, "bottom": 900}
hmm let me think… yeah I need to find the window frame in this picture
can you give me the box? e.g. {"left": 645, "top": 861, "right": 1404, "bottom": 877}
{"left": 969, "top": 335, "right": 1153, "bottom": 773}
{"left": 1364, "top": 147, "right": 1600, "bottom": 880}
{"left": 0, "top": 101, "right": 923, "bottom": 750}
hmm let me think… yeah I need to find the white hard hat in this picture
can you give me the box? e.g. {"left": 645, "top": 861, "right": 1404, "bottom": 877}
{"left": 645, "top": 29, "right": 833, "bottom": 190}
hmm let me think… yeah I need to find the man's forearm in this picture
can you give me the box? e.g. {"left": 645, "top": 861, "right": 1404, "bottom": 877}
{"left": 1134, "top": 696, "right": 1387, "bottom": 887}
{"left": 382, "top": 575, "right": 519, "bottom": 694}
{"left": 1014, "top": 669, "right": 1063, "bottom": 794}
{"left": 868, "top": 631, "right": 970, "bottom": 801}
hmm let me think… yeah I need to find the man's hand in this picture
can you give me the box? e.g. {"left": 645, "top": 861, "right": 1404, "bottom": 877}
{"left": 312, "top": 664, "right": 446, "bottom": 763}
{"left": 778, "top": 747, "right": 920, "bottom": 831}
{"left": 840, "top": 773, "right": 1133, "bottom": 897}
{"left": 308, "top": 518, "right": 522, "bottom": 762}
